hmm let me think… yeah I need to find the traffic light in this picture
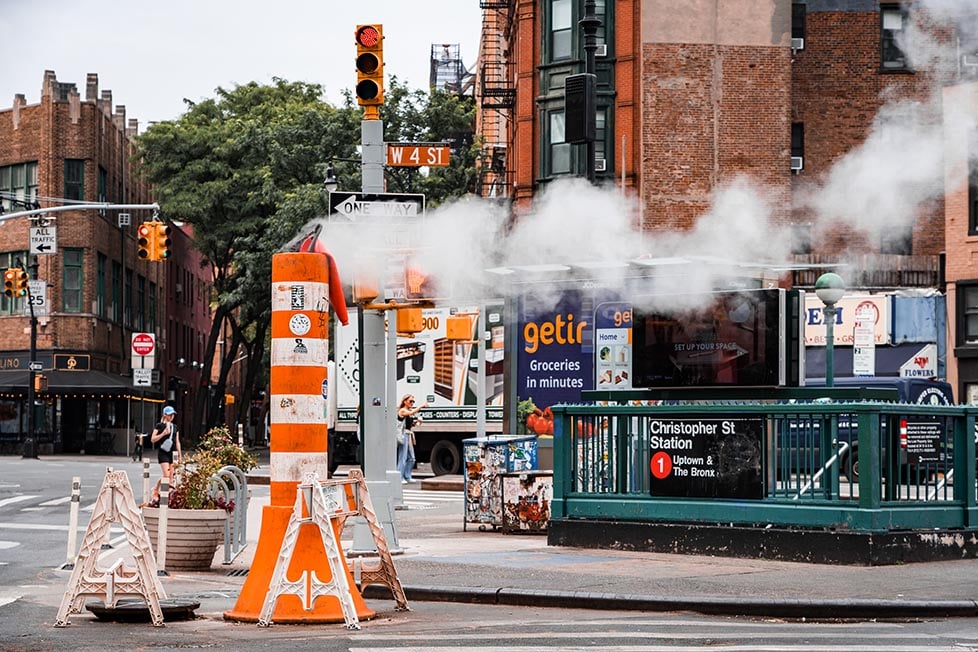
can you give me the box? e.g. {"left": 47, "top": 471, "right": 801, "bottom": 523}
{"left": 355, "top": 24, "right": 384, "bottom": 116}
{"left": 137, "top": 222, "right": 156, "bottom": 261}
{"left": 3, "top": 269, "right": 16, "bottom": 298}
{"left": 15, "top": 269, "right": 28, "bottom": 296}
{"left": 154, "top": 222, "right": 172, "bottom": 260}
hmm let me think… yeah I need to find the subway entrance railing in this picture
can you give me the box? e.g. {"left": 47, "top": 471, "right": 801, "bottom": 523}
{"left": 552, "top": 389, "right": 978, "bottom": 533}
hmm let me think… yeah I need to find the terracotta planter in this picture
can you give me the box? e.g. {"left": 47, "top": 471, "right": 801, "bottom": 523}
{"left": 142, "top": 506, "right": 227, "bottom": 571}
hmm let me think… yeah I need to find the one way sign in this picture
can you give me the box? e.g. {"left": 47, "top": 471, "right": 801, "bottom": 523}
{"left": 29, "top": 226, "right": 57, "bottom": 255}
{"left": 327, "top": 192, "right": 425, "bottom": 222}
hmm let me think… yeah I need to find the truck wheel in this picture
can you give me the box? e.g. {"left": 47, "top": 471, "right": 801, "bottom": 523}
{"left": 429, "top": 440, "right": 461, "bottom": 475}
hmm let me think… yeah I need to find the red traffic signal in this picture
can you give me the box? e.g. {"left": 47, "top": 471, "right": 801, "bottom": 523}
{"left": 137, "top": 223, "right": 155, "bottom": 260}
{"left": 355, "top": 24, "right": 384, "bottom": 112}
{"left": 3, "top": 269, "right": 16, "bottom": 298}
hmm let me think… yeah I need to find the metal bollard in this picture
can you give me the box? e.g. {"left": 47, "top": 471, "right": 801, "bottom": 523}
{"left": 157, "top": 477, "right": 169, "bottom": 575}
{"left": 142, "top": 460, "right": 151, "bottom": 504}
{"left": 60, "top": 477, "right": 81, "bottom": 570}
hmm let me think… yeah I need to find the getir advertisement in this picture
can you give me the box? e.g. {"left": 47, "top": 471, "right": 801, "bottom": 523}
{"left": 517, "top": 291, "right": 597, "bottom": 435}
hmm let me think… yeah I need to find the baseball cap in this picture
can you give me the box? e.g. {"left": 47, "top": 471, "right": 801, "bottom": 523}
{"left": 163, "top": 406, "right": 176, "bottom": 416}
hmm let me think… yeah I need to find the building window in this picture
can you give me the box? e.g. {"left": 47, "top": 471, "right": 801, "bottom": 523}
{"left": 881, "top": 5, "right": 909, "bottom": 71}
{"left": 962, "top": 284, "right": 978, "bottom": 345}
{"left": 792, "top": 3, "right": 806, "bottom": 41}
{"left": 136, "top": 275, "right": 146, "bottom": 332}
{"left": 62, "top": 248, "right": 83, "bottom": 313}
{"left": 549, "top": 111, "right": 571, "bottom": 175}
{"left": 791, "top": 123, "right": 805, "bottom": 159}
{"left": 149, "top": 282, "right": 157, "bottom": 333}
{"left": 111, "top": 261, "right": 122, "bottom": 323}
{"left": 96, "top": 254, "right": 106, "bottom": 318}
{"left": 791, "top": 223, "right": 813, "bottom": 255}
{"left": 970, "top": 152, "right": 978, "bottom": 236}
{"left": 124, "top": 268, "right": 133, "bottom": 329}
{"left": 551, "top": 0, "right": 573, "bottom": 61}
{"left": 881, "top": 225, "right": 912, "bottom": 254}
{"left": 595, "top": 108, "right": 607, "bottom": 171}
{"left": 0, "top": 162, "right": 38, "bottom": 211}
{"left": 64, "top": 159, "right": 85, "bottom": 201}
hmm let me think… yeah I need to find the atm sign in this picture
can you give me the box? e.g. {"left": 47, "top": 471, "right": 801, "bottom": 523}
{"left": 386, "top": 144, "right": 451, "bottom": 167}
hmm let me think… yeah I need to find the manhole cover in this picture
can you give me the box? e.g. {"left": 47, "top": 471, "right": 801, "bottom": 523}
{"left": 86, "top": 598, "right": 200, "bottom": 622}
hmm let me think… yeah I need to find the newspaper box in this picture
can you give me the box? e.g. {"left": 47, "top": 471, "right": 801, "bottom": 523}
{"left": 501, "top": 470, "right": 553, "bottom": 534}
{"left": 463, "top": 435, "right": 537, "bottom": 531}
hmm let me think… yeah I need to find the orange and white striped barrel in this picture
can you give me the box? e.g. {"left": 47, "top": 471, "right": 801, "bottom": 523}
{"left": 226, "top": 251, "right": 375, "bottom": 623}
{"left": 269, "top": 252, "right": 331, "bottom": 506}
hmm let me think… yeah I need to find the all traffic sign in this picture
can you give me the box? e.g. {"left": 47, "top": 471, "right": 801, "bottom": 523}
{"left": 131, "top": 332, "right": 156, "bottom": 356}
{"left": 29, "top": 226, "right": 57, "bottom": 255}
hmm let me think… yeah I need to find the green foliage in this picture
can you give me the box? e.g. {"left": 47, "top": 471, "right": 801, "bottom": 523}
{"left": 168, "top": 425, "right": 258, "bottom": 511}
{"left": 516, "top": 397, "right": 539, "bottom": 436}
{"left": 137, "top": 77, "right": 477, "bottom": 433}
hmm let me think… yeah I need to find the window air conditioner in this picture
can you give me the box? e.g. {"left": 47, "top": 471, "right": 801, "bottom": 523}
{"left": 791, "top": 37, "right": 805, "bottom": 52}
{"left": 175, "top": 283, "right": 183, "bottom": 294}
{"left": 594, "top": 158, "right": 607, "bottom": 172}
{"left": 790, "top": 156, "right": 804, "bottom": 172}
{"left": 963, "top": 53, "right": 978, "bottom": 68}
{"left": 595, "top": 43, "right": 608, "bottom": 57}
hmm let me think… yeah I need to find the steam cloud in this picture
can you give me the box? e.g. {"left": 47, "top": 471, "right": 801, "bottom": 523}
{"left": 313, "top": 2, "right": 978, "bottom": 312}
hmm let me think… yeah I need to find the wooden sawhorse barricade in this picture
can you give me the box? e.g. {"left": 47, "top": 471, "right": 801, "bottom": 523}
{"left": 258, "top": 469, "right": 408, "bottom": 629}
{"left": 55, "top": 469, "right": 167, "bottom": 627}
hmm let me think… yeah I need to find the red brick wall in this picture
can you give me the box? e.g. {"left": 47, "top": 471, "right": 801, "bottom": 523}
{"left": 641, "top": 43, "right": 792, "bottom": 230}
{"left": 0, "top": 73, "right": 161, "bottom": 373}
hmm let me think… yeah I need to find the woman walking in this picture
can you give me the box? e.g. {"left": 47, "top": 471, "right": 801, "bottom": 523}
{"left": 396, "top": 394, "right": 426, "bottom": 483}
{"left": 150, "top": 405, "right": 181, "bottom": 502}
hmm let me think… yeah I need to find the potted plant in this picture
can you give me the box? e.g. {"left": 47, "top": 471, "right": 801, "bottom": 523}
{"left": 142, "top": 425, "right": 258, "bottom": 571}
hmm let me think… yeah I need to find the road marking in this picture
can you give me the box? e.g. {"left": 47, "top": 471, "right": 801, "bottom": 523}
{"left": 39, "top": 496, "right": 71, "bottom": 507}
{"left": 0, "top": 540, "right": 20, "bottom": 550}
{"left": 0, "top": 483, "right": 21, "bottom": 489}
{"left": 19, "top": 507, "right": 44, "bottom": 512}
{"left": 0, "top": 596, "right": 20, "bottom": 608}
{"left": 0, "top": 495, "right": 39, "bottom": 509}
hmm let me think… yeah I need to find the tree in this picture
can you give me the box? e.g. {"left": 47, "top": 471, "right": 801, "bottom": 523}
{"left": 137, "top": 78, "right": 476, "bottom": 439}
{"left": 138, "top": 79, "right": 361, "bottom": 439}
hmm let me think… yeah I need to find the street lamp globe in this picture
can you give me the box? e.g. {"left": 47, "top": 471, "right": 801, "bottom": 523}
{"left": 814, "top": 272, "right": 845, "bottom": 388}
{"left": 814, "top": 272, "right": 845, "bottom": 307}
{"left": 323, "top": 163, "right": 339, "bottom": 193}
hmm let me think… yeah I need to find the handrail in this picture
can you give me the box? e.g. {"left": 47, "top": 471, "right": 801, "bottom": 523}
{"left": 792, "top": 441, "right": 849, "bottom": 501}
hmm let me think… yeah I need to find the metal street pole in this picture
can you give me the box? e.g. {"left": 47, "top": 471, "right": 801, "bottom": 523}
{"left": 352, "top": 117, "right": 402, "bottom": 553}
{"left": 22, "top": 256, "right": 39, "bottom": 458}
{"left": 580, "top": 0, "right": 601, "bottom": 183}
{"left": 824, "top": 305, "right": 837, "bottom": 388}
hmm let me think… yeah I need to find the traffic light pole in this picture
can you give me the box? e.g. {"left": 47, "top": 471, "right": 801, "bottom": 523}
{"left": 22, "top": 256, "right": 38, "bottom": 459}
{"left": 351, "top": 117, "right": 403, "bottom": 554}
{"left": 580, "top": 0, "right": 601, "bottom": 183}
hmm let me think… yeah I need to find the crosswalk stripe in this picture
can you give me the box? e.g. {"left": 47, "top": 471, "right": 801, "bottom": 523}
{"left": 0, "top": 495, "right": 39, "bottom": 509}
{"left": 38, "top": 496, "right": 71, "bottom": 507}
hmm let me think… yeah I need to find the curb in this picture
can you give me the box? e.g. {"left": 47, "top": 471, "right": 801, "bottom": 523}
{"left": 362, "top": 584, "right": 978, "bottom": 619}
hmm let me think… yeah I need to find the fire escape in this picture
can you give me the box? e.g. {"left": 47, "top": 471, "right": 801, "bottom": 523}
{"left": 478, "top": 0, "right": 516, "bottom": 199}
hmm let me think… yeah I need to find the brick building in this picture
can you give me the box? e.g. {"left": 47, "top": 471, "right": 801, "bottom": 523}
{"left": 477, "top": 1, "right": 973, "bottom": 396}
{"left": 0, "top": 71, "right": 185, "bottom": 454}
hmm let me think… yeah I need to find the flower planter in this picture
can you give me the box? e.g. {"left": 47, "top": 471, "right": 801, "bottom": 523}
{"left": 142, "top": 506, "right": 227, "bottom": 572}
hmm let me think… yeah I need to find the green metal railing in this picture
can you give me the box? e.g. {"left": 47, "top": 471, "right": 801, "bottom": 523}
{"left": 551, "top": 399, "right": 978, "bottom": 533}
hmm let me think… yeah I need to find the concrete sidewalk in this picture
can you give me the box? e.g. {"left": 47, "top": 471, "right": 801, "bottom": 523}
{"left": 158, "top": 467, "right": 978, "bottom": 621}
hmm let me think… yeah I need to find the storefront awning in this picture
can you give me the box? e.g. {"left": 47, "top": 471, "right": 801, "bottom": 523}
{"left": 0, "top": 370, "right": 163, "bottom": 398}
